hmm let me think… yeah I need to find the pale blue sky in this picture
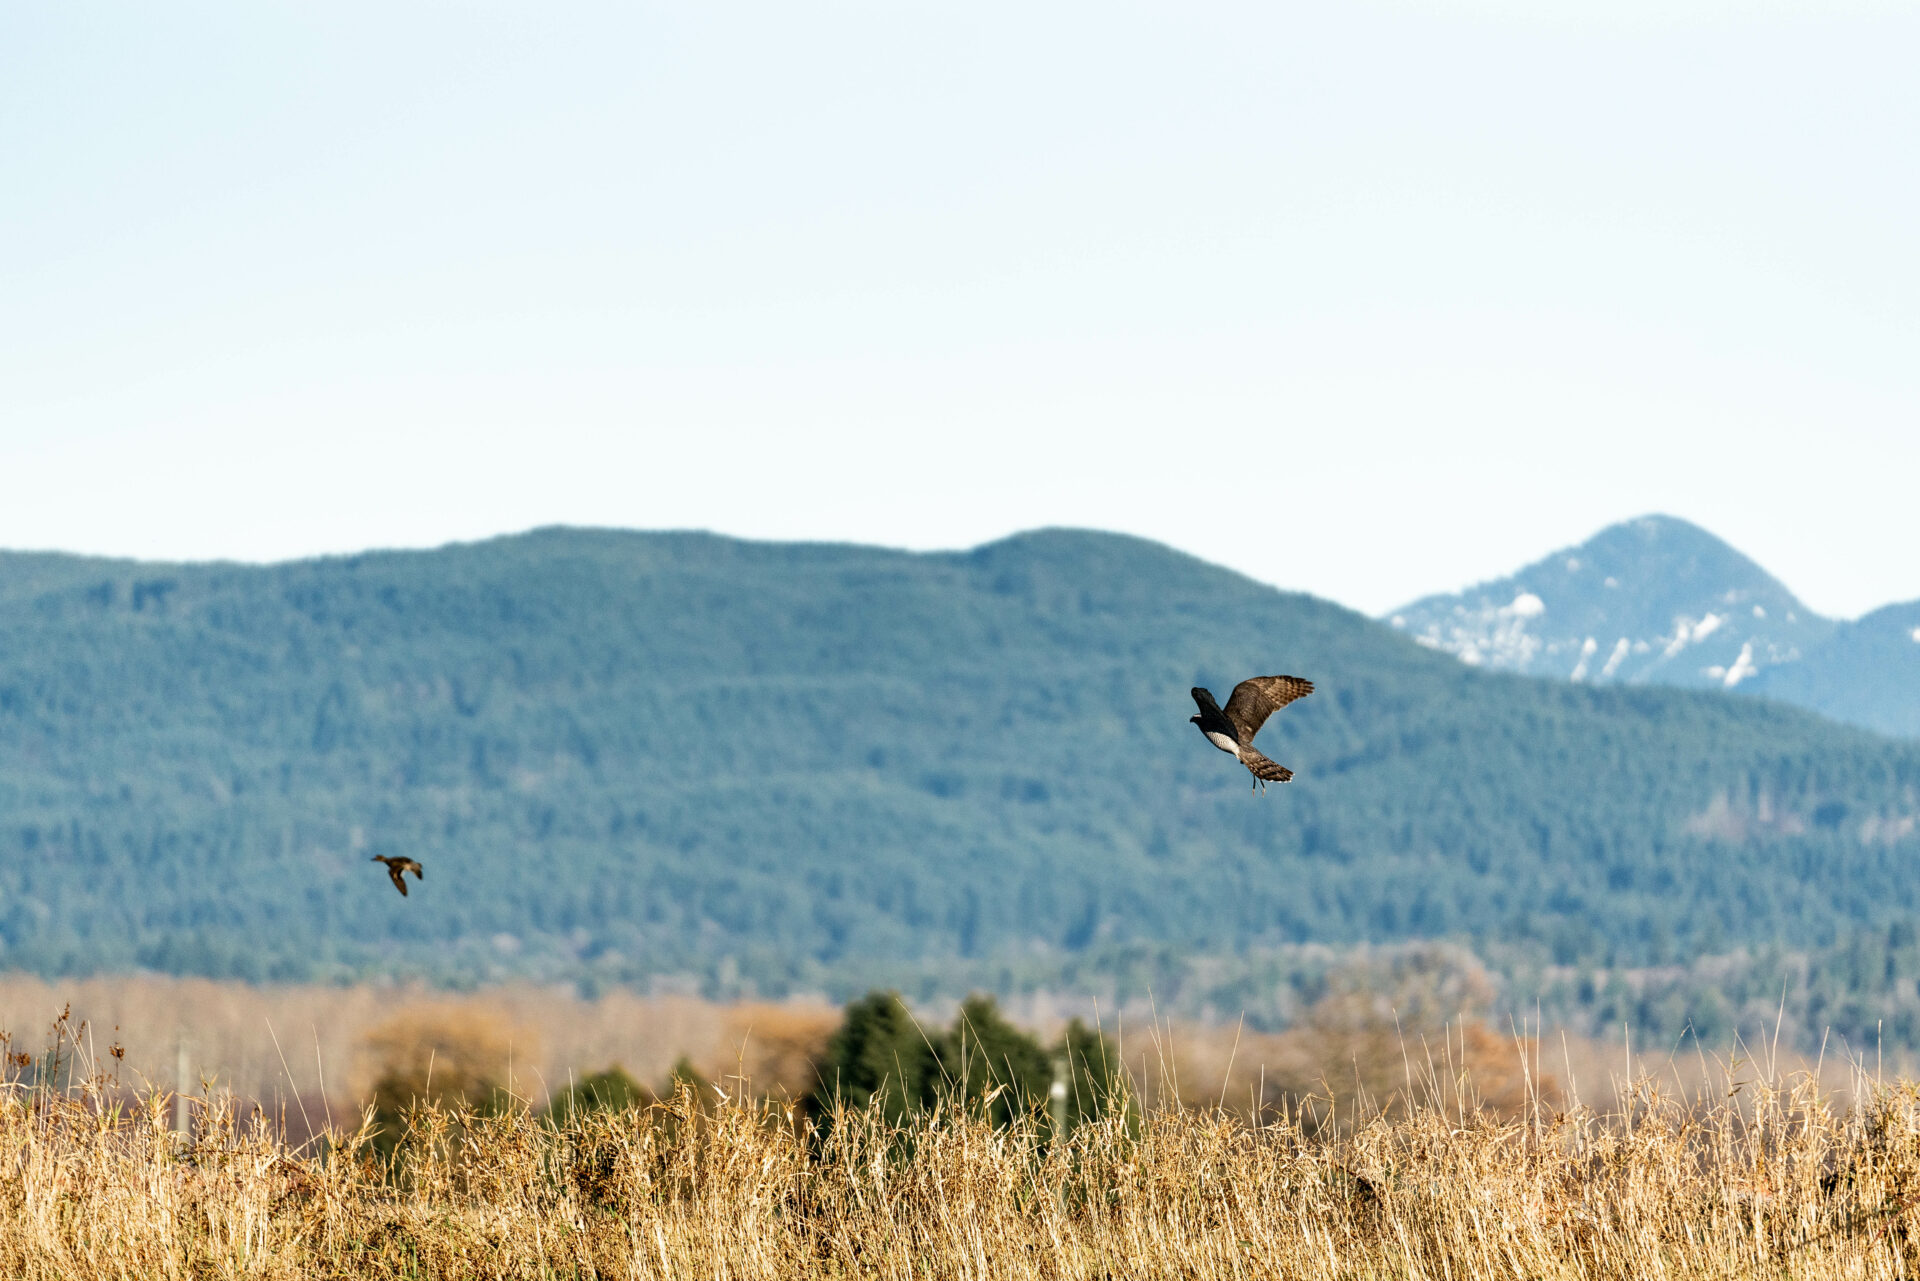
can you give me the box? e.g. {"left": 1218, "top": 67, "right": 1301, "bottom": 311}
{"left": 3, "top": 1, "right": 1915, "bottom": 617}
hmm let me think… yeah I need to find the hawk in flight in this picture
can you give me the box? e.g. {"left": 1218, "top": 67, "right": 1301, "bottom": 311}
{"left": 371, "top": 855, "right": 424, "bottom": 896}
{"left": 1190, "top": 676, "right": 1314, "bottom": 792}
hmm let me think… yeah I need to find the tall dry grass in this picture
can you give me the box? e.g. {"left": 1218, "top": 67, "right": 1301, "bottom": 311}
{"left": 4, "top": 1001, "right": 1920, "bottom": 1280}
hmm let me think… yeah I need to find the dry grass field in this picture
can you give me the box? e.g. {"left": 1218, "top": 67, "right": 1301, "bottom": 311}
{"left": 3, "top": 1029, "right": 1920, "bottom": 1278}
{"left": 3, "top": 978, "right": 1920, "bottom": 1278}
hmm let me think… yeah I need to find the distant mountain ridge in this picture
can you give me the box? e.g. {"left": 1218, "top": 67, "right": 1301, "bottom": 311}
{"left": 2, "top": 525, "right": 1918, "bottom": 997}
{"left": 1750, "top": 600, "right": 1920, "bottom": 740}
{"left": 1386, "top": 515, "right": 1920, "bottom": 737}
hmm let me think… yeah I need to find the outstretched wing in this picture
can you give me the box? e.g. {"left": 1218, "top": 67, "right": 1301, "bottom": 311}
{"left": 1223, "top": 675, "right": 1314, "bottom": 742}
{"left": 1190, "top": 687, "right": 1223, "bottom": 715}
{"left": 388, "top": 864, "right": 409, "bottom": 896}
{"left": 406, "top": 859, "right": 423, "bottom": 880}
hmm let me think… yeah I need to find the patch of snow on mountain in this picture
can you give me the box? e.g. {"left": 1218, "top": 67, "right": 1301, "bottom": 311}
{"left": 1663, "top": 619, "right": 1697, "bottom": 659}
{"left": 1599, "top": 637, "right": 1631, "bottom": 680}
{"left": 1569, "top": 636, "right": 1599, "bottom": 682}
{"left": 1911, "top": 626, "right": 1920, "bottom": 643}
{"left": 1604, "top": 576, "right": 1619, "bottom": 588}
{"left": 1405, "top": 590, "right": 1550, "bottom": 672}
{"left": 1752, "top": 605, "right": 1766, "bottom": 619}
{"left": 1390, "top": 615, "right": 1406, "bottom": 629}
{"left": 1692, "top": 613, "right": 1724, "bottom": 642}
{"left": 1723, "top": 642, "right": 1758, "bottom": 688}
{"left": 1565, "top": 558, "right": 1582, "bottom": 572}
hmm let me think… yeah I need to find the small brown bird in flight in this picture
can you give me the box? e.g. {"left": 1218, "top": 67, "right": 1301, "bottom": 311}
{"left": 371, "top": 855, "right": 424, "bottom": 896}
{"left": 1190, "top": 675, "right": 1314, "bottom": 793}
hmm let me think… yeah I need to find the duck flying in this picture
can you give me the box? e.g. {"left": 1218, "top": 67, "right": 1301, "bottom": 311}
{"left": 371, "top": 855, "right": 424, "bottom": 896}
{"left": 1190, "top": 675, "right": 1314, "bottom": 793}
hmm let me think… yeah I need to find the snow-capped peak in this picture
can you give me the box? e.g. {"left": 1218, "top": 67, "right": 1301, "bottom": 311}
{"left": 1383, "top": 514, "right": 1831, "bottom": 694}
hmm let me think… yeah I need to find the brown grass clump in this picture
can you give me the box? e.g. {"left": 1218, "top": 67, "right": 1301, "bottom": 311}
{"left": 717, "top": 1002, "right": 840, "bottom": 1102}
{"left": 1138, "top": 944, "right": 1558, "bottom": 1123}
{"left": 7, "top": 1009, "right": 1920, "bottom": 1280}
{"left": 358, "top": 1006, "right": 528, "bottom": 1097}
{"left": 357, "top": 1005, "right": 535, "bottom": 1160}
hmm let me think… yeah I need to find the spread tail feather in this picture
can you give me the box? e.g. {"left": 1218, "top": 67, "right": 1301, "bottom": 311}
{"left": 1241, "top": 748, "right": 1293, "bottom": 783}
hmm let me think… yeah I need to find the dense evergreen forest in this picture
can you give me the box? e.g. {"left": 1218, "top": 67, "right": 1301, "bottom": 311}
{"left": 2, "top": 528, "right": 1918, "bottom": 1032}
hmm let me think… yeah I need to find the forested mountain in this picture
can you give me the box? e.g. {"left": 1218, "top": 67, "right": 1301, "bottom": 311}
{"left": 2, "top": 527, "right": 1918, "bottom": 998}
{"left": 1750, "top": 601, "right": 1920, "bottom": 739}
{"left": 1387, "top": 514, "right": 1920, "bottom": 737}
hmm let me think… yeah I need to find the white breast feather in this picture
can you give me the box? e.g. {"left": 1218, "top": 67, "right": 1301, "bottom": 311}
{"left": 1204, "top": 730, "right": 1241, "bottom": 757}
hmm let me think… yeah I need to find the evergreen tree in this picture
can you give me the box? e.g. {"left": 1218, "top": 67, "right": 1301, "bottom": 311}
{"left": 943, "top": 994, "right": 1051, "bottom": 1127}
{"left": 808, "top": 990, "right": 942, "bottom": 1124}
